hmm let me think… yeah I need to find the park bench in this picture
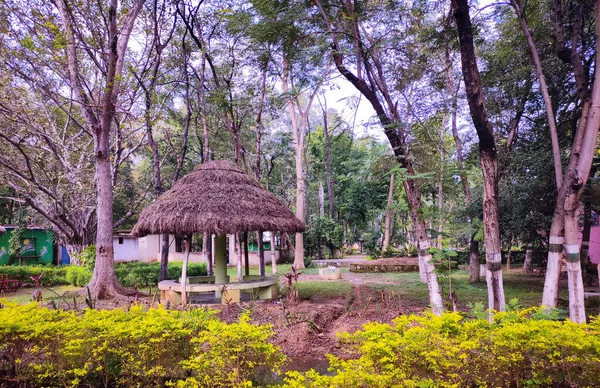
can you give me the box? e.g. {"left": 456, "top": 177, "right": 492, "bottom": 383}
{"left": 0, "top": 274, "right": 22, "bottom": 292}
{"left": 158, "top": 275, "right": 279, "bottom": 305}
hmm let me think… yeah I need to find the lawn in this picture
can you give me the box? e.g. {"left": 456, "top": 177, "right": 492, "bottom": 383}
{"left": 0, "top": 263, "right": 585, "bottom": 315}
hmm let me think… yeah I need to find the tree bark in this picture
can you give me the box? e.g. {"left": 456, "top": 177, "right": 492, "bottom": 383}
{"left": 323, "top": 100, "right": 335, "bottom": 218}
{"left": 506, "top": 240, "right": 513, "bottom": 271}
{"left": 523, "top": 248, "right": 533, "bottom": 273}
{"left": 453, "top": 0, "right": 505, "bottom": 311}
{"left": 314, "top": 0, "right": 443, "bottom": 314}
{"left": 510, "top": 0, "right": 563, "bottom": 188}
{"left": 318, "top": 175, "right": 325, "bottom": 217}
{"left": 469, "top": 239, "right": 480, "bottom": 282}
{"left": 446, "top": 40, "right": 479, "bottom": 282}
{"left": 57, "top": 0, "right": 146, "bottom": 299}
{"left": 382, "top": 172, "right": 394, "bottom": 253}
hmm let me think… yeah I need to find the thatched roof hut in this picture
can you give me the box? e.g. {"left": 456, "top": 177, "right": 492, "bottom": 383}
{"left": 132, "top": 160, "right": 304, "bottom": 237}
{"left": 132, "top": 160, "right": 303, "bottom": 305}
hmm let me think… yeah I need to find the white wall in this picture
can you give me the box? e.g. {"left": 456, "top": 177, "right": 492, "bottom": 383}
{"left": 113, "top": 237, "right": 139, "bottom": 262}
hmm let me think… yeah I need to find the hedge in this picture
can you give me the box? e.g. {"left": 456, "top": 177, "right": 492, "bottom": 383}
{"left": 284, "top": 308, "right": 600, "bottom": 388}
{"left": 0, "top": 262, "right": 207, "bottom": 287}
{"left": 0, "top": 302, "right": 282, "bottom": 387}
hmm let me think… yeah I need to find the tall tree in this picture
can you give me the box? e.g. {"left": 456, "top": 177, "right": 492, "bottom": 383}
{"left": 541, "top": 0, "right": 600, "bottom": 322}
{"left": 452, "top": 0, "right": 506, "bottom": 311}
{"left": 314, "top": 0, "right": 444, "bottom": 314}
{"left": 55, "top": 0, "right": 146, "bottom": 298}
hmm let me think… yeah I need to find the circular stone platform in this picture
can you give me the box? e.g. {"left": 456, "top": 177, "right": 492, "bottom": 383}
{"left": 158, "top": 275, "right": 279, "bottom": 305}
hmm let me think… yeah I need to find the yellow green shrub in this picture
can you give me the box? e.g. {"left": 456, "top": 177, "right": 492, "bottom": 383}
{"left": 284, "top": 309, "right": 600, "bottom": 388}
{"left": 174, "top": 314, "right": 285, "bottom": 388}
{"left": 0, "top": 301, "right": 283, "bottom": 387}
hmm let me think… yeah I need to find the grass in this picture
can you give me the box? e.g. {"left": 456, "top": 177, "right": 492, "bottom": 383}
{"left": 1, "top": 285, "right": 81, "bottom": 305}
{"left": 298, "top": 281, "right": 353, "bottom": 300}
{"left": 1, "top": 263, "right": 588, "bottom": 315}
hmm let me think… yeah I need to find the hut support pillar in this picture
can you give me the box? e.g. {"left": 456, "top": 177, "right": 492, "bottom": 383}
{"left": 271, "top": 231, "right": 277, "bottom": 274}
{"left": 258, "top": 231, "right": 265, "bottom": 276}
{"left": 180, "top": 237, "right": 191, "bottom": 306}
{"left": 243, "top": 232, "right": 249, "bottom": 276}
{"left": 214, "top": 234, "right": 227, "bottom": 298}
{"left": 237, "top": 232, "right": 243, "bottom": 282}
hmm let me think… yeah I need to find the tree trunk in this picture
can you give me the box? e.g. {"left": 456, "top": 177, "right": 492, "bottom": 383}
{"left": 382, "top": 172, "right": 394, "bottom": 253}
{"left": 404, "top": 178, "right": 444, "bottom": 315}
{"left": 160, "top": 234, "right": 169, "bottom": 280}
{"left": 481, "top": 151, "right": 506, "bottom": 311}
{"left": 57, "top": 0, "right": 145, "bottom": 299}
{"left": 315, "top": 0, "right": 442, "bottom": 314}
{"left": 447, "top": 42, "right": 479, "bottom": 283}
{"left": 523, "top": 249, "right": 533, "bottom": 273}
{"left": 318, "top": 175, "right": 325, "bottom": 217}
{"left": 453, "top": 0, "right": 505, "bottom": 311}
{"left": 323, "top": 101, "right": 335, "bottom": 218}
{"left": 511, "top": 0, "right": 563, "bottom": 188}
{"left": 469, "top": 239, "right": 480, "bottom": 282}
{"left": 88, "top": 137, "right": 122, "bottom": 299}
{"left": 437, "top": 118, "right": 445, "bottom": 249}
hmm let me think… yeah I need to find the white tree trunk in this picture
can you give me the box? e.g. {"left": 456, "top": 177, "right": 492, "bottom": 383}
{"left": 318, "top": 175, "right": 325, "bottom": 217}
{"left": 382, "top": 173, "right": 394, "bottom": 253}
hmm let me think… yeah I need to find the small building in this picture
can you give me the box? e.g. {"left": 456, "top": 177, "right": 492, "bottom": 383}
{"left": 0, "top": 226, "right": 55, "bottom": 265}
{"left": 113, "top": 232, "right": 284, "bottom": 265}
{"left": 113, "top": 233, "right": 139, "bottom": 262}
{"left": 581, "top": 211, "right": 600, "bottom": 266}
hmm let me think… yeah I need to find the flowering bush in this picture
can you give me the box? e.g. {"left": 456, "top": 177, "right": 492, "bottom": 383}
{"left": 0, "top": 302, "right": 282, "bottom": 387}
{"left": 284, "top": 308, "right": 600, "bottom": 388}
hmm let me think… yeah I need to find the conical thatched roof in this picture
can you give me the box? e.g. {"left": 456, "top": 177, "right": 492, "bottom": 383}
{"left": 132, "top": 160, "right": 304, "bottom": 237}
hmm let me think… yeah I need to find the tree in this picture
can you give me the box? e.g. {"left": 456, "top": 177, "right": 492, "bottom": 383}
{"left": 452, "top": 0, "right": 506, "bottom": 311}
{"left": 56, "top": 0, "right": 146, "bottom": 298}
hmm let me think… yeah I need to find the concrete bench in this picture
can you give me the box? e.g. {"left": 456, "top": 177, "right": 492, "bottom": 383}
{"left": 159, "top": 276, "right": 279, "bottom": 305}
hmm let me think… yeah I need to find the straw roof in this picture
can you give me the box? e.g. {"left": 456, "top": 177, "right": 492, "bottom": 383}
{"left": 132, "top": 160, "right": 305, "bottom": 237}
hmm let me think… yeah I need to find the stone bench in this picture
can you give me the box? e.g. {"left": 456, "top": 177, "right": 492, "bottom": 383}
{"left": 159, "top": 276, "right": 279, "bottom": 305}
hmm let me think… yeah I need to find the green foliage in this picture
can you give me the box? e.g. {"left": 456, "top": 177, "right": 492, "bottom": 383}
{"left": 0, "top": 262, "right": 207, "bottom": 288}
{"left": 114, "top": 262, "right": 207, "bottom": 287}
{"left": 7, "top": 226, "right": 24, "bottom": 257}
{"left": 0, "top": 302, "right": 281, "bottom": 387}
{"left": 398, "top": 243, "right": 418, "bottom": 258}
{"left": 361, "top": 232, "right": 381, "bottom": 258}
{"left": 304, "top": 215, "right": 344, "bottom": 258}
{"left": 428, "top": 248, "right": 458, "bottom": 275}
{"left": 0, "top": 265, "right": 73, "bottom": 286}
{"left": 175, "top": 314, "right": 285, "bottom": 387}
{"left": 73, "top": 245, "right": 96, "bottom": 272}
{"left": 284, "top": 309, "right": 600, "bottom": 387}
{"left": 64, "top": 266, "right": 92, "bottom": 287}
